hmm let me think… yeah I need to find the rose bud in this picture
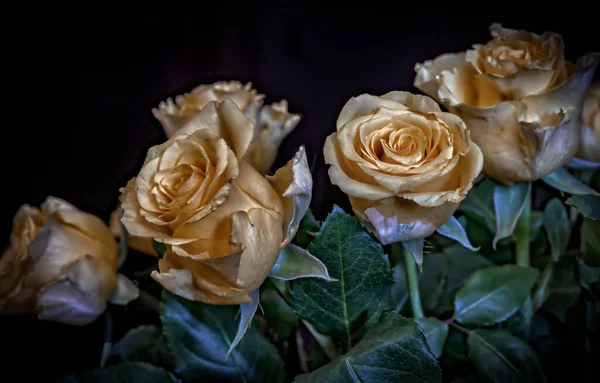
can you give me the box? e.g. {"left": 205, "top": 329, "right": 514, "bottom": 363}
{"left": 120, "top": 99, "right": 312, "bottom": 304}
{"left": 414, "top": 23, "right": 599, "bottom": 184}
{"left": 0, "top": 197, "right": 118, "bottom": 325}
{"left": 578, "top": 82, "right": 599, "bottom": 162}
{"left": 152, "top": 80, "right": 301, "bottom": 175}
{"left": 323, "top": 91, "right": 483, "bottom": 245}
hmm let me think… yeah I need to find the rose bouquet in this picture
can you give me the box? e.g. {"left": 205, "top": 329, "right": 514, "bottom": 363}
{"left": 2, "top": 24, "right": 599, "bottom": 383}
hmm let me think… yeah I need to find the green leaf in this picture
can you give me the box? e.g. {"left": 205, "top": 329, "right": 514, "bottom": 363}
{"left": 436, "top": 216, "right": 479, "bottom": 251}
{"left": 60, "top": 362, "right": 177, "bottom": 383}
{"left": 403, "top": 238, "right": 424, "bottom": 269}
{"left": 567, "top": 156, "right": 600, "bottom": 171}
{"left": 492, "top": 181, "right": 531, "bottom": 249}
{"left": 442, "top": 328, "right": 471, "bottom": 375}
{"left": 269, "top": 244, "right": 335, "bottom": 281}
{"left": 541, "top": 167, "right": 600, "bottom": 196}
{"left": 468, "top": 329, "right": 546, "bottom": 383}
{"left": 291, "top": 206, "right": 394, "bottom": 353}
{"left": 581, "top": 217, "right": 600, "bottom": 266}
{"left": 578, "top": 258, "right": 600, "bottom": 290}
{"left": 530, "top": 211, "right": 544, "bottom": 243}
{"left": 433, "top": 245, "right": 494, "bottom": 315}
{"left": 294, "top": 312, "right": 441, "bottom": 383}
{"left": 532, "top": 262, "right": 554, "bottom": 312}
{"left": 415, "top": 317, "right": 449, "bottom": 359}
{"left": 543, "top": 198, "right": 571, "bottom": 262}
{"left": 542, "top": 258, "right": 580, "bottom": 322}
{"left": 108, "top": 273, "right": 139, "bottom": 305}
{"left": 566, "top": 194, "right": 600, "bottom": 219}
{"left": 227, "top": 289, "right": 260, "bottom": 357}
{"left": 296, "top": 209, "right": 321, "bottom": 248}
{"left": 110, "top": 325, "right": 174, "bottom": 369}
{"left": 260, "top": 280, "right": 298, "bottom": 343}
{"left": 459, "top": 178, "right": 496, "bottom": 233}
{"left": 419, "top": 253, "right": 447, "bottom": 313}
{"left": 454, "top": 265, "right": 539, "bottom": 326}
{"left": 162, "top": 292, "right": 284, "bottom": 383}
{"left": 464, "top": 218, "right": 512, "bottom": 264}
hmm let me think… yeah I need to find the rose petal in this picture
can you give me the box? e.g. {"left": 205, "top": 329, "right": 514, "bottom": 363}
{"left": 350, "top": 196, "right": 458, "bottom": 244}
{"left": 324, "top": 133, "right": 395, "bottom": 200}
{"left": 37, "top": 254, "right": 116, "bottom": 326}
{"left": 266, "top": 146, "right": 313, "bottom": 248}
{"left": 230, "top": 209, "right": 283, "bottom": 292}
{"left": 336, "top": 93, "right": 409, "bottom": 129}
{"left": 247, "top": 100, "right": 302, "bottom": 175}
{"left": 109, "top": 208, "right": 157, "bottom": 257}
{"left": 381, "top": 91, "right": 442, "bottom": 113}
{"left": 414, "top": 52, "right": 467, "bottom": 102}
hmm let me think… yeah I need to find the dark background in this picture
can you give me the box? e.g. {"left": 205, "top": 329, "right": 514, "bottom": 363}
{"left": 2, "top": 5, "right": 599, "bottom": 382}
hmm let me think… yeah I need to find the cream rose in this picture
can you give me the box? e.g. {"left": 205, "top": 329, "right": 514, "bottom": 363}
{"left": 323, "top": 91, "right": 483, "bottom": 245}
{"left": 0, "top": 197, "right": 118, "bottom": 325}
{"left": 120, "top": 99, "right": 312, "bottom": 304}
{"left": 152, "top": 80, "right": 301, "bottom": 175}
{"left": 579, "top": 82, "right": 600, "bottom": 162}
{"left": 414, "top": 23, "right": 599, "bottom": 184}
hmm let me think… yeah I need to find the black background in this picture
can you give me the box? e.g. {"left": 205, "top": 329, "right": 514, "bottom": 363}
{"left": 1, "top": 4, "right": 599, "bottom": 382}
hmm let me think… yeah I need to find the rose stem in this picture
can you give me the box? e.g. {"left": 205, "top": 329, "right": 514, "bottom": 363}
{"left": 394, "top": 242, "right": 424, "bottom": 319}
{"left": 514, "top": 182, "right": 533, "bottom": 337}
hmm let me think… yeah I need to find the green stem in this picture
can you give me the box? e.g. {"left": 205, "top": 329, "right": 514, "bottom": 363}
{"left": 515, "top": 185, "right": 531, "bottom": 267}
{"left": 514, "top": 184, "right": 533, "bottom": 338}
{"left": 394, "top": 242, "right": 424, "bottom": 318}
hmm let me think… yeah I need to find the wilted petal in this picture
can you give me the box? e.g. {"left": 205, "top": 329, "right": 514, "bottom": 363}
{"left": 230, "top": 209, "right": 283, "bottom": 292}
{"left": 151, "top": 250, "right": 252, "bottom": 305}
{"left": 266, "top": 146, "right": 313, "bottom": 247}
{"left": 351, "top": 196, "right": 458, "bottom": 245}
{"left": 36, "top": 254, "right": 117, "bottom": 326}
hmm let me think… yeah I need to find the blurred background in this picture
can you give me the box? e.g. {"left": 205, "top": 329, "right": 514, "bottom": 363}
{"left": 1, "top": 4, "right": 598, "bottom": 381}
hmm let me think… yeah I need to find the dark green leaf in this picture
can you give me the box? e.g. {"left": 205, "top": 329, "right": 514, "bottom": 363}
{"left": 419, "top": 253, "right": 447, "bottom": 313}
{"left": 261, "top": 280, "right": 298, "bottom": 343}
{"left": 581, "top": 218, "right": 600, "bottom": 266}
{"left": 464, "top": 219, "right": 512, "bottom": 264}
{"left": 110, "top": 325, "right": 174, "bottom": 369}
{"left": 468, "top": 329, "right": 546, "bottom": 383}
{"left": 162, "top": 292, "right": 284, "bottom": 383}
{"left": 403, "top": 238, "right": 424, "bottom": 269}
{"left": 532, "top": 262, "right": 554, "bottom": 312}
{"left": 433, "top": 245, "right": 495, "bottom": 315}
{"left": 436, "top": 216, "right": 479, "bottom": 251}
{"left": 566, "top": 194, "right": 600, "bottom": 219}
{"left": 530, "top": 211, "right": 544, "bottom": 243}
{"left": 492, "top": 181, "right": 531, "bottom": 249}
{"left": 458, "top": 178, "right": 496, "bottom": 233}
{"left": 454, "top": 265, "right": 539, "bottom": 326}
{"left": 543, "top": 198, "right": 571, "bottom": 261}
{"left": 294, "top": 312, "right": 441, "bottom": 383}
{"left": 291, "top": 206, "right": 394, "bottom": 353}
{"left": 415, "top": 317, "right": 449, "bottom": 359}
{"left": 542, "top": 258, "right": 580, "bottom": 322}
{"left": 60, "top": 362, "right": 177, "bottom": 383}
{"left": 541, "top": 167, "right": 600, "bottom": 196}
{"left": 567, "top": 156, "right": 600, "bottom": 171}
{"left": 296, "top": 209, "right": 321, "bottom": 248}
{"left": 269, "top": 244, "right": 335, "bottom": 281}
{"left": 578, "top": 258, "right": 600, "bottom": 290}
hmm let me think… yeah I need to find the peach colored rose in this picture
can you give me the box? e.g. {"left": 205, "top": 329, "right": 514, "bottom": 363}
{"left": 414, "top": 23, "right": 599, "bottom": 184}
{"left": 152, "top": 80, "right": 301, "bottom": 175}
{"left": 323, "top": 91, "right": 483, "bottom": 245}
{"left": 0, "top": 197, "right": 118, "bottom": 325}
{"left": 579, "top": 82, "right": 600, "bottom": 162}
{"left": 120, "top": 99, "right": 312, "bottom": 304}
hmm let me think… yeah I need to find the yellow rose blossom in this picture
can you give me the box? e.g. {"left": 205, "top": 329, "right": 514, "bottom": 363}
{"left": 414, "top": 23, "right": 599, "bottom": 184}
{"left": 0, "top": 197, "right": 118, "bottom": 326}
{"left": 323, "top": 91, "right": 483, "bottom": 245}
{"left": 152, "top": 80, "right": 301, "bottom": 175}
{"left": 120, "top": 99, "right": 312, "bottom": 304}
